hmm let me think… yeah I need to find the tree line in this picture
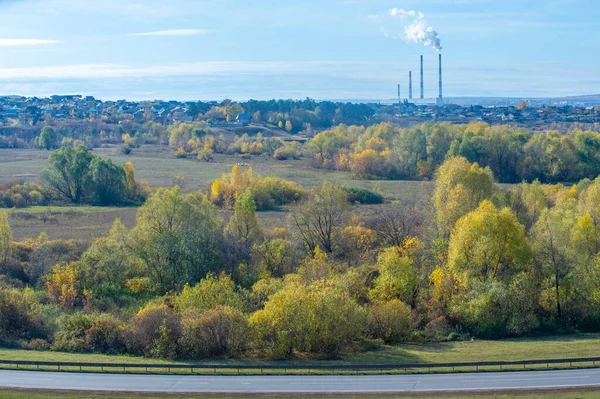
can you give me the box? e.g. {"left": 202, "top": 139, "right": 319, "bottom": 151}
{"left": 308, "top": 122, "right": 600, "bottom": 183}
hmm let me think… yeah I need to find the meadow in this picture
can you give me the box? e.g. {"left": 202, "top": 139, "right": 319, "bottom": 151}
{"left": 0, "top": 145, "right": 428, "bottom": 241}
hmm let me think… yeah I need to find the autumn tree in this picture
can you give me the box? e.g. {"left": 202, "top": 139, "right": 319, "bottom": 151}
{"left": 448, "top": 201, "right": 531, "bottom": 284}
{"left": 531, "top": 201, "right": 577, "bottom": 319}
{"left": 370, "top": 245, "right": 421, "bottom": 309}
{"left": 434, "top": 157, "right": 495, "bottom": 239}
{"left": 249, "top": 281, "right": 366, "bottom": 357}
{"left": 290, "top": 182, "right": 349, "bottom": 254}
{"left": 0, "top": 211, "right": 12, "bottom": 265}
{"left": 225, "top": 189, "right": 262, "bottom": 261}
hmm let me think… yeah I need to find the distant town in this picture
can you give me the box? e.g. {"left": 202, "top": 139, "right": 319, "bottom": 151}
{"left": 0, "top": 95, "right": 599, "bottom": 136}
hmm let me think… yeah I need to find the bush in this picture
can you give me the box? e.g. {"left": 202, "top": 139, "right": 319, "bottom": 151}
{"left": 343, "top": 186, "right": 384, "bottom": 205}
{"left": 179, "top": 306, "right": 249, "bottom": 359}
{"left": 250, "top": 281, "right": 366, "bottom": 358}
{"left": 273, "top": 146, "right": 300, "bottom": 160}
{"left": 84, "top": 314, "right": 127, "bottom": 354}
{"left": 127, "top": 303, "right": 181, "bottom": 358}
{"left": 0, "top": 287, "right": 47, "bottom": 346}
{"left": 52, "top": 312, "right": 126, "bottom": 354}
{"left": 367, "top": 300, "right": 412, "bottom": 343}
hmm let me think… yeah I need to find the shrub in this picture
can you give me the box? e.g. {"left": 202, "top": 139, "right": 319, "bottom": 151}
{"left": 179, "top": 306, "right": 249, "bottom": 359}
{"left": 343, "top": 186, "right": 384, "bottom": 205}
{"left": 250, "top": 281, "right": 366, "bottom": 358}
{"left": 127, "top": 303, "right": 181, "bottom": 358}
{"left": 273, "top": 146, "right": 299, "bottom": 160}
{"left": 84, "top": 314, "right": 127, "bottom": 354}
{"left": 0, "top": 287, "right": 47, "bottom": 346}
{"left": 174, "top": 274, "right": 244, "bottom": 315}
{"left": 367, "top": 300, "right": 412, "bottom": 343}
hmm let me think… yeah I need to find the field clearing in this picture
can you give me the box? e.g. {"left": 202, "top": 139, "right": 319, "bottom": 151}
{"left": 3, "top": 390, "right": 600, "bottom": 399}
{"left": 0, "top": 146, "right": 429, "bottom": 241}
{"left": 0, "top": 146, "right": 430, "bottom": 197}
{"left": 2, "top": 390, "right": 600, "bottom": 399}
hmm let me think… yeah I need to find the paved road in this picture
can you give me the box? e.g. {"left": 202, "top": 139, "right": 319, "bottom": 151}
{"left": 1, "top": 368, "right": 600, "bottom": 393}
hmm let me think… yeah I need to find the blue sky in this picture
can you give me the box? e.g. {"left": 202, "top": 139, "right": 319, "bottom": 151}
{"left": 0, "top": 0, "right": 598, "bottom": 101}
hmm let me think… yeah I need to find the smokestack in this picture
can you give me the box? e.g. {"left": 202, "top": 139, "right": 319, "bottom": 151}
{"left": 420, "top": 55, "right": 424, "bottom": 99}
{"left": 397, "top": 84, "right": 401, "bottom": 103}
{"left": 409, "top": 71, "right": 413, "bottom": 99}
{"left": 438, "top": 53, "right": 442, "bottom": 100}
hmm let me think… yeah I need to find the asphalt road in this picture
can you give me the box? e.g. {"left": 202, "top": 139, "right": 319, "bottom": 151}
{"left": 1, "top": 368, "right": 600, "bottom": 393}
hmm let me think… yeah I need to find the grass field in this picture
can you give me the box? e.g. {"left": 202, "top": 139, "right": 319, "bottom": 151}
{"left": 3, "top": 389, "right": 600, "bottom": 399}
{"left": 2, "top": 389, "right": 600, "bottom": 399}
{"left": 2, "top": 333, "right": 600, "bottom": 366}
{"left": 0, "top": 146, "right": 429, "bottom": 242}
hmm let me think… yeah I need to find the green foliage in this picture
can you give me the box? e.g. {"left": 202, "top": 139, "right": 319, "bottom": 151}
{"left": 38, "top": 126, "right": 57, "bottom": 150}
{"left": 173, "top": 274, "right": 245, "bottom": 315}
{"left": 370, "top": 246, "right": 420, "bottom": 307}
{"left": 41, "top": 145, "right": 144, "bottom": 205}
{"left": 343, "top": 186, "right": 385, "bottom": 204}
{"left": 225, "top": 189, "right": 262, "bottom": 255}
{"left": 0, "top": 287, "right": 46, "bottom": 345}
{"left": 250, "top": 280, "right": 366, "bottom": 358}
{"left": 132, "top": 187, "right": 223, "bottom": 291}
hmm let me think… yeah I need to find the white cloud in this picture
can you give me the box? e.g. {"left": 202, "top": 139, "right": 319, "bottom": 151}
{"left": 129, "top": 29, "right": 208, "bottom": 37}
{"left": 0, "top": 39, "right": 58, "bottom": 46}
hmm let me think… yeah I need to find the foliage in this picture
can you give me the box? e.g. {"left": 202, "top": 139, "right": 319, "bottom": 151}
{"left": 290, "top": 182, "right": 350, "bottom": 254}
{"left": 179, "top": 306, "right": 249, "bottom": 359}
{"left": 41, "top": 145, "right": 145, "bottom": 205}
{"left": 343, "top": 186, "right": 385, "bottom": 205}
{"left": 367, "top": 299, "right": 412, "bottom": 343}
{"left": 250, "top": 280, "right": 366, "bottom": 358}
{"left": 132, "top": 187, "right": 223, "bottom": 292}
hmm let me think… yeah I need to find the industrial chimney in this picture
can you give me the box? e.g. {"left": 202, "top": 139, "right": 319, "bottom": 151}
{"left": 420, "top": 55, "right": 424, "bottom": 99}
{"left": 438, "top": 53, "right": 443, "bottom": 100}
{"left": 397, "top": 84, "right": 401, "bottom": 103}
{"left": 409, "top": 71, "right": 413, "bottom": 100}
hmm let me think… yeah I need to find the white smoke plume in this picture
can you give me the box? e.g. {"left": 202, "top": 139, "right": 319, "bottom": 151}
{"left": 388, "top": 8, "right": 442, "bottom": 52}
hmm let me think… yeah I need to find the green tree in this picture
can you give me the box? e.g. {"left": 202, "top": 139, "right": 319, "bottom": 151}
{"left": 531, "top": 202, "right": 577, "bottom": 319}
{"left": 225, "top": 190, "right": 262, "bottom": 255}
{"left": 41, "top": 145, "right": 94, "bottom": 203}
{"left": 0, "top": 211, "right": 12, "bottom": 265}
{"left": 89, "top": 157, "right": 127, "bottom": 205}
{"left": 132, "top": 187, "right": 223, "bottom": 291}
{"left": 38, "top": 126, "right": 57, "bottom": 150}
{"left": 290, "top": 182, "right": 349, "bottom": 254}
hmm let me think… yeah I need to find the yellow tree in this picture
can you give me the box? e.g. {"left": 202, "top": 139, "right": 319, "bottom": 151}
{"left": 447, "top": 201, "right": 531, "bottom": 284}
{"left": 124, "top": 162, "right": 137, "bottom": 198}
{"left": 434, "top": 157, "right": 495, "bottom": 239}
{"left": 0, "top": 211, "right": 11, "bottom": 264}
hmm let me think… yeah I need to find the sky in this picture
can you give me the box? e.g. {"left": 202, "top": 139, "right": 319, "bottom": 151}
{"left": 0, "top": 0, "right": 598, "bottom": 101}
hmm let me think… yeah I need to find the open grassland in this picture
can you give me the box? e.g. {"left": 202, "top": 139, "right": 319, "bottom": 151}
{"left": 2, "top": 334, "right": 600, "bottom": 367}
{"left": 0, "top": 146, "right": 428, "bottom": 197}
{"left": 2, "top": 390, "right": 600, "bottom": 399}
{"left": 0, "top": 146, "right": 429, "bottom": 241}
